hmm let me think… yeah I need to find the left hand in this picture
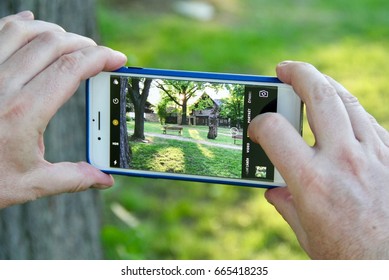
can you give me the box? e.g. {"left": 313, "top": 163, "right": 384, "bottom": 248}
{"left": 0, "top": 11, "right": 127, "bottom": 208}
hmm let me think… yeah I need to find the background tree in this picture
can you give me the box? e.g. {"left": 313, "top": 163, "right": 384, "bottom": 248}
{"left": 128, "top": 78, "right": 152, "bottom": 140}
{"left": 219, "top": 84, "right": 245, "bottom": 129}
{"left": 190, "top": 93, "right": 215, "bottom": 112}
{"left": 156, "top": 80, "right": 205, "bottom": 125}
{"left": 0, "top": 0, "right": 103, "bottom": 259}
{"left": 156, "top": 96, "right": 170, "bottom": 125}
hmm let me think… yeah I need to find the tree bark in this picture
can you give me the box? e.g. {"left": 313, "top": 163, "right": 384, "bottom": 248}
{"left": 128, "top": 78, "right": 152, "bottom": 140}
{"left": 181, "top": 96, "right": 188, "bottom": 125}
{"left": 0, "top": 0, "right": 103, "bottom": 259}
{"left": 207, "top": 105, "right": 219, "bottom": 140}
{"left": 119, "top": 76, "right": 131, "bottom": 168}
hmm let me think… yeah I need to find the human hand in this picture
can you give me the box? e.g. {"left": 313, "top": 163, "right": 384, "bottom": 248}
{"left": 0, "top": 11, "right": 127, "bottom": 208}
{"left": 248, "top": 61, "right": 389, "bottom": 259}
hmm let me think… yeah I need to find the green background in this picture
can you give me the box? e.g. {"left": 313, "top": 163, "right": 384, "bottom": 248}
{"left": 97, "top": 0, "right": 389, "bottom": 259}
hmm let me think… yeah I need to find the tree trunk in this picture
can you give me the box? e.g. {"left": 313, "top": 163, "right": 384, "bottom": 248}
{"left": 133, "top": 108, "right": 146, "bottom": 140}
{"left": 119, "top": 76, "right": 131, "bottom": 168}
{"left": 207, "top": 105, "right": 219, "bottom": 140}
{"left": 181, "top": 97, "right": 188, "bottom": 125}
{"left": 129, "top": 78, "right": 152, "bottom": 141}
{"left": 0, "top": 0, "right": 103, "bottom": 259}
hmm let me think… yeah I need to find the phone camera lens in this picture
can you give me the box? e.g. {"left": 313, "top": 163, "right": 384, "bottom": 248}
{"left": 98, "top": 137, "right": 101, "bottom": 141}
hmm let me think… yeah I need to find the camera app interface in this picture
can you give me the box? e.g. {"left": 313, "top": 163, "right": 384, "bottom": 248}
{"left": 110, "top": 75, "right": 277, "bottom": 182}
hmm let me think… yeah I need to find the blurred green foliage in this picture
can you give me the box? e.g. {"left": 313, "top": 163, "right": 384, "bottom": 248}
{"left": 97, "top": 0, "right": 389, "bottom": 259}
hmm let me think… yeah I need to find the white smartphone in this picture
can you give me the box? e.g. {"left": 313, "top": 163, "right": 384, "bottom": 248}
{"left": 87, "top": 67, "right": 302, "bottom": 188}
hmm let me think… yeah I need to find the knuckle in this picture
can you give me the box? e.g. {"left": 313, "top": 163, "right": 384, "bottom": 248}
{"left": 342, "top": 92, "right": 359, "bottom": 107}
{"left": 1, "top": 20, "right": 26, "bottom": 34}
{"left": 0, "top": 12, "right": 30, "bottom": 30}
{"left": 0, "top": 95, "right": 30, "bottom": 123}
{"left": 335, "top": 145, "right": 366, "bottom": 176}
{"left": 0, "top": 21, "right": 28, "bottom": 39}
{"left": 311, "top": 82, "right": 338, "bottom": 103}
{"left": 36, "top": 30, "right": 63, "bottom": 45}
{"left": 56, "top": 52, "right": 82, "bottom": 74}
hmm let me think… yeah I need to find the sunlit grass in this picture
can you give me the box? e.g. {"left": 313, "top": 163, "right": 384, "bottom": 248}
{"left": 197, "top": 144, "right": 215, "bottom": 159}
{"left": 187, "top": 128, "right": 202, "bottom": 140}
{"left": 151, "top": 146, "right": 185, "bottom": 173}
{"left": 130, "top": 137, "right": 241, "bottom": 178}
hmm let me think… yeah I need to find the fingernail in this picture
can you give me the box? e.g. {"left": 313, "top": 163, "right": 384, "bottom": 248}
{"left": 17, "top": 10, "right": 33, "bottom": 18}
{"left": 278, "top": 60, "right": 293, "bottom": 66}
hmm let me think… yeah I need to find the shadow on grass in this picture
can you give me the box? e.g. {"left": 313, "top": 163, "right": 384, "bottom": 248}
{"left": 130, "top": 133, "right": 242, "bottom": 178}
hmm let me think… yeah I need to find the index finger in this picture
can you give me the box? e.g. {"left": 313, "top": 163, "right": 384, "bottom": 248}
{"left": 24, "top": 45, "right": 127, "bottom": 129}
{"left": 0, "top": 15, "right": 65, "bottom": 65}
{"left": 0, "top": 11, "right": 34, "bottom": 30}
{"left": 276, "top": 61, "right": 356, "bottom": 149}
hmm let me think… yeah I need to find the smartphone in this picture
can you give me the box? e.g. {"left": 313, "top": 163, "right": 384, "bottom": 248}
{"left": 87, "top": 67, "right": 302, "bottom": 188}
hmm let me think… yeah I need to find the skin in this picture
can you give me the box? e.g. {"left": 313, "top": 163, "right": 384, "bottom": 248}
{"left": 0, "top": 11, "right": 127, "bottom": 208}
{"left": 248, "top": 61, "right": 389, "bottom": 259}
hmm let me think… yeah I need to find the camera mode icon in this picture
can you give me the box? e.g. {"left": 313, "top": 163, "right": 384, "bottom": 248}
{"left": 259, "top": 90, "right": 269, "bottom": 98}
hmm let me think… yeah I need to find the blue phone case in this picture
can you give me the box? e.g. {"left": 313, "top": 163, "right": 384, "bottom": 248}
{"left": 86, "top": 66, "right": 290, "bottom": 188}
{"left": 112, "top": 66, "right": 282, "bottom": 84}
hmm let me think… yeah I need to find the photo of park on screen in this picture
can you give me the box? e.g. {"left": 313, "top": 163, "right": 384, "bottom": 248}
{"left": 109, "top": 74, "right": 278, "bottom": 183}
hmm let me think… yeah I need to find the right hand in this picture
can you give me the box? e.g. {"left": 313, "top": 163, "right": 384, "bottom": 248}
{"left": 248, "top": 61, "right": 389, "bottom": 259}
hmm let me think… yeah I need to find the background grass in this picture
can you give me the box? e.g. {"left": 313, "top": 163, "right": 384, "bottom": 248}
{"left": 97, "top": 0, "right": 389, "bottom": 259}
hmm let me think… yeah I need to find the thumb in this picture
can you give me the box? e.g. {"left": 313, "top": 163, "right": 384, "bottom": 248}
{"left": 248, "top": 113, "right": 313, "bottom": 198}
{"left": 28, "top": 161, "right": 114, "bottom": 198}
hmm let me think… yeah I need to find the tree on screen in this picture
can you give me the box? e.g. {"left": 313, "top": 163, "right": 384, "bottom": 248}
{"left": 119, "top": 77, "right": 131, "bottom": 168}
{"left": 219, "top": 84, "right": 244, "bottom": 129}
{"left": 127, "top": 77, "right": 153, "bottom": 141}
{"left": 156, "top": 80, "right": 205, "bottom": 125}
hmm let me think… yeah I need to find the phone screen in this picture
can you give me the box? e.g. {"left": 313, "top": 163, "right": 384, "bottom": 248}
{"left": 108, "top": 74, "right": 278, "bottom": 183}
